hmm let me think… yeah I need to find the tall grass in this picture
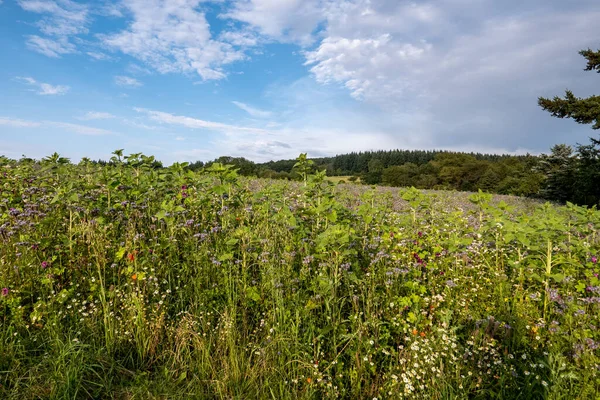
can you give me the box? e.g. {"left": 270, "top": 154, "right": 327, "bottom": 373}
{"left": 0, "top": 155, "right": 598, "bottom": 399}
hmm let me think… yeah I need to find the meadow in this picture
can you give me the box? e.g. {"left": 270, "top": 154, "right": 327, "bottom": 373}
{"left": 1, "top": 154, "right": 599, "bottom": 399}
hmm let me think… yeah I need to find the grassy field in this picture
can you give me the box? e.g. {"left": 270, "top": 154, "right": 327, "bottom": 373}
{"left": 0, "top": 157, "right": 599, "bottom": 399}
{"left": 325, "top": 176, "right": 360, "bottom": 184}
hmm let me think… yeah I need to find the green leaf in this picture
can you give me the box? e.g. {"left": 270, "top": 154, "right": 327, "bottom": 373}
{"left": 305, "top": 299, "right": 319, "bottom": 310}
{"left": 218, "top": 252, "right": 233, "bottom": 262}
{"left": 246, "top": 286, "right": 261, "bottom": 302}
{"left": 225, "top": 238, "right": 239, "bottom": 246}
{"left": 529, "top": 273, "right": 543, "bottom": 283}
{"left": 407, "top": 312, "right": 417, "bottom": 323}
{"left": 115, "top": 247, "right": 126, "bottom": 261}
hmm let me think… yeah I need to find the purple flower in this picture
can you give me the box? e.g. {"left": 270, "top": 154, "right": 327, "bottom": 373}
{"left": 41, "top": 261, "right": 48, "bottom": 268}
{"left": 592, "top": 256, "right": 598, "bottom": 264}
{"left": 1, "top": 287, "right": 8, "bottom": 296}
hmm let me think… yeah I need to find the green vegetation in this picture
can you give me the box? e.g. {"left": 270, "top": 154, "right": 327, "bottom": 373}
{"left": 539, "top": 48, "right": 600, "bottom": 130}
{"left": 223, "top": 150, "right": 547, "bottom": 199}
{"left": 1, "top": 153, "right": 599, "bottom": 399}
{"left": 537, "top": 48, "right": 600, "bottom": 206}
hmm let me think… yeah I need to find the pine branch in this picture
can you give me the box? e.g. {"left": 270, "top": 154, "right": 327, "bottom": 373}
{"left": 580, "top": 48, "right": 600, "bottom": 73}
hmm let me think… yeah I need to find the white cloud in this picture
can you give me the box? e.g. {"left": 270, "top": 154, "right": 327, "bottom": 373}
{"left": 0, "top": 117, "right": 41, "bottom": 128}
{"left": 97, "top": 2, "right": 124, "bottom": 18}
{"left": 16, "top": 76, "right": 70, "bottom": 95}
{"left": 18, "top": 0, "right": 88, "bottom": 57}
{"left": 126, "top": 63, "right": 152, "bottom": 75}
{"left": 219, "top": 30, "right": 260, "bottom": 47}
{"left": 17, "top": 0, "right": 87, "bottom": 20}
{"left": 38, "top": 83, "right": 70, "bottom": 95}
{"left": 223, "top": 0, "right": 324, "bottom": 45}
{"left": 0, "top": 117, "right": 113, "bottom": 135}
{"left": 134, "top": 107, "right": 268, "bottom": 134}
{"left": 114, "top": 75, "right": 142, "bottom": 87}
{"left": 305, "top": 34, "right": 432, "bottom": 102}
{"left": 77, "top": 111, "right": 115, "bottom": 120}
{"left": 123, "top": 118, "right": 161, "bottom": 130}
{"left": 101, "top": 0, "right": 246, "bottom": 81}
{"left": 175, "top": 136, "right": 185, "bottom": 141}
{"left": 25, "top": 35, "right": 76, "bottom": 57}
{"left": 232, "top": 101, "right": 272, "bottom": 118}
{"left": 135, "top": 104, "right": 406, "bottom": 162}
{"left": 87, "top": 51, "right": 114, "bottom": 61}
{"left": 50, "top": 122, "right": 114, "bottom": 135}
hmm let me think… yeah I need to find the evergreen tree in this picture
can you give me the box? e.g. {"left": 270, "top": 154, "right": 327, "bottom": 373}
{"left": 537, "top": 144, "right": 577, "bottom": 202}
{"left": 538, "top": 47, "right": 600, "bottom": 206}
{"left": 538, "top": 48, "right": 600, "bottom": 129}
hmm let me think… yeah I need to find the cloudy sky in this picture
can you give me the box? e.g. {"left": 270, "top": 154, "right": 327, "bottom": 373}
{"left": 1, "top": 0, "right": 599, "bottom": 164}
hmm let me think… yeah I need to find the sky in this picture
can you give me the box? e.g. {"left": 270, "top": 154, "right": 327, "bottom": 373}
{"left": 0, "top": 0, "right": 599, "bottom": 165}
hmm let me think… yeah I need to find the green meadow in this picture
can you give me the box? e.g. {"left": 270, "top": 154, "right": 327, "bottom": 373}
{"left": 0, "top": 154, "right": 599, "bottom": 399}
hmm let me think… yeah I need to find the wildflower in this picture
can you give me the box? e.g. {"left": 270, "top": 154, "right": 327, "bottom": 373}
{"left": 420, "top": 332, "right": 426, "bottom": 338}
{"left": 41, "top": 261, "right": 48, "bottom": 268}
{"left": 412, "top": 329, "right": 419, "bottom": 336}
{"left": 306, "top": 377, "right": 312, "bottom": 384}
{"left": 131, "top": 274, "right": 137, "bottom": 281}
{"left": 1, "top": 287, "right": 8, "bottom": 296}
{"left": 592, "top": 256, "right": 598, "bottom": 264}
{"left": 127, "top": 253, "right": 135, "bottom": 262}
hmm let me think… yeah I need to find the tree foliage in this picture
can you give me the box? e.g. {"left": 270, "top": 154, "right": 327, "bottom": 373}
{"left": 538, "top": 48, "right": 600, "bottom": 206}
{"left": 538, "top": 48, "right": 600, "bottom": 129}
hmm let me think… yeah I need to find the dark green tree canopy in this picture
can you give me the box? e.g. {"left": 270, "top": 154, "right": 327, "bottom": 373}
{"left": 537, "top": 47, "right": 600, "bottom": 206}
{"left": 538, "top": 48, "right": 600, "bottom": 129}
{"left": 580, "top": 48, "right": 600, "bottom": 73}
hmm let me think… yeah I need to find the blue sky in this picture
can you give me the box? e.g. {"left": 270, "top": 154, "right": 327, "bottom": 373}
{"left": 1, "top": 0, "right": 599, "bottom": 164}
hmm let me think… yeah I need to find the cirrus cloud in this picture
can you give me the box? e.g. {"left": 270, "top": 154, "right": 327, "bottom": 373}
{"left": 16, "top": 76, "right": 70, "bottom": 95}
{"left": 114, "top": 75, "right": 142, "bottom": 87}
